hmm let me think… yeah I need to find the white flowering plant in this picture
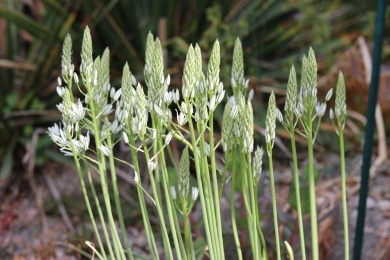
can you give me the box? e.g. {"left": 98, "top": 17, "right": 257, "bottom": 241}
{"left": 48, "top": 27, "right": 348, "bottom": 260}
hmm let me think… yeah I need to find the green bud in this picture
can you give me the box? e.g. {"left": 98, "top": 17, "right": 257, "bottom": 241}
{"left": 207, "top": 40, "right": 220, "bottom": 92}
{"left": 243, "top": 99, "right": 254, "bottom": 153}
{"left": 61, "top": 34, "right": 73, "bottom": 82}
{"left": 253, "top": 146, "right": 264, "bottom": 181}
{"left": 307, "top": 47, "right": 317, "bottom": 90}
{"left": 221, "top": 98, "right": 234, "bottom": 151}
{"left": 144, "top": 32, "right": 155, "bottom": 82}
{"left": 265, "top": 92, "right": 276, "bottom": 148}
{"left": 285, "top": 65, "right": 297, "bottom": 119}
{"left": 231, "top": 38, "right": 244, "bottom": 95}
{"left": 179, "top": 147, "right": 190, "bottom": 198}
{"left": 182, "top": 45, "right": 196, "bottom": 99}
{"left": 81, "top": 26, "right": 93, "bottom": 81}
{"left": 335, "top": 71, "right": 347, "bottom": 128}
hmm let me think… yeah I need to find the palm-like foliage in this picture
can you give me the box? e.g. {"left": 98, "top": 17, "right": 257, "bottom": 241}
{"left": 0, "top": 0, "right": 375, "bottom": 179}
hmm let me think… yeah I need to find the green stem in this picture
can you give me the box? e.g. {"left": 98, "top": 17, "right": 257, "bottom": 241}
{"left": 127, "top": 132, "right": 159, "bottom": 259}
{"left": 141, "top": 138, "right": 173, "bottom": 260}
{"left": 268, "top": 143, "right": 281, "bottom": 260}
{"left": 86, "top": 83, "right": 125, "bottom": 259}
{"left": 73, "top": 155, "right": 107, "bottom": 259}
{"left": 106, "top": 127, "right": 133, "bottom": 260}
{"left": 219, "top": 151, "right": 232, "bottom": 198}
{"left": 182, "top": 200, "right": 192, "bottom": 260}
{"left": 339, "top": 129, "right": 349, "bottom": 260}
{"left": 247, "top": 152, "right": 260, "bottom": 259}
{"left": 254, "top": 179, "right": 268, "bottom": 259}
{"left": 199, "top": 129, "right": 220, "bottom": 258}
{"left": 307, "top": 120, "right": 319, "bottom": 260}
{"left": 208, "top": 112, "right": 224, "bottom": 255}
{"left": 186, "top": 102, "right": 214, "bottom": 259}
{"left": 289, "top": 123, "right": 306, "bottom": 260}
{"left": 240, "top": 151, "right": 255, "bottom": 257}
{"left": 230, "top": 153, "right": 243, "bottom": 260}
{"left": 157, "top": 136, "right": 184, "bottom": 259}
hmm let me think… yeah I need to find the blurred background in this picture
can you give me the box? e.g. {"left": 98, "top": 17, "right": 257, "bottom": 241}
{"left": 1, "top": 0, "right": 390, "bottom": 258}
{"left": 1, "top": 0, "right": 388, "bottom": 183}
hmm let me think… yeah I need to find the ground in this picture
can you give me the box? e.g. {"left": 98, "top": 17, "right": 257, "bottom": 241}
{"left": 1, "top": 150, "right": 390, "bottom": 259}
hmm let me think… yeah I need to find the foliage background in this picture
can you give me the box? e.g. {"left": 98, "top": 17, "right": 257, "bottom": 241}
{"left": 0, "top": 0, "right": 388, "bottom": 202}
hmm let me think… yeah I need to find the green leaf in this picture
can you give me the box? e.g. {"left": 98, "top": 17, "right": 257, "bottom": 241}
{"left": 288, "top": 183, "right": 311, "bottom": 214}
{"left": 302, "top": 161, "right": 319, "bottom": 183}
{"left": 193, "top": 237, "right": 207, "bottom": 260}
{"left": 0, "top": 7, "right": 49, "bottom": 39}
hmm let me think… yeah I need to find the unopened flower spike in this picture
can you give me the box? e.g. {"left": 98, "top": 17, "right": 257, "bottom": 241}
{"left": 265, "top": 91, "right": 276, "bottom": 150}
{"left": 182, "top": 45, "right": 196, "bottom": 100}
{"left": 253, "top": 146, "right": 264, "bottom": 181}
{"left": 61, "top": 34, "right": 73, "bottom": 83}
{"left": 232, "top": 38, "right": 244, "bottom": 96}
{"left": 99, "top": 48, "right": 111, "bottom": 93}
{"left": 307, "top": 47, "right": 317, "bottom": 90}
{"left": 207, "top": 39, "right": 220, "bottom": 92}
{"left": 80, "top": 26, "right": 93, "bottom": 83}
{"left": 221, "top": 99, "right": 234, "bottom": 152}
{"left": 178, "top": 147, "right": 190, "bottom": 198}
{"left": 151, "top": 38, "right": 164, "bottom": 100}
{"left": 243, "top": 99, "right": 254, "bottom": 153}
{"left": 144, "top": 32, "right": 155, "bottom": 84}
{"left": 335, "top": 71, "right": 347, "bottom": 128}
{"left": 118, "top": 63, "right": 134, "bottom": 126}
{"left": 285, "top": 65, "right": 298, "bottom": 120}
{"left": 132, "top": 84, "right": 148, "bottom": 136}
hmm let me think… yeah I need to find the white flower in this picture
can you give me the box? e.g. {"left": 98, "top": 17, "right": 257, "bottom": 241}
{"left": 191, "top": 187, "right": 199, "bottom": 201}
{"left": 231, "top": 77, "right": 237, "bottom": 88}
{"left": 154, "top": 104, "right": 165, "bottom": 119}
{"left": 325, "top": 88, "right": 333, "bottom": 101}
{"left": 47, "top": 123, "right": 68, "bottom": 148}
{"left": 56, "top": 86, "right": 65, "bottom": 97}
{"left": 123, "top": 131, "right": 129, "bottom": 144}
{"left": 248, "top": 89, "right": 254, "bottom": 101}
{"left": 131, "top": 75, "right": 137, "bottom": 86}
{"left": 315, "top": 102, "right": 326, "bottom": 117}
{"left": 98, "top": 104, "right": 113, "bottom": 117}
{"left": 244, "top": 79, "right": 249, "bottom": 89}
{"left": 170, "top": 186, "right": 177, "bottom": 200}
{"left": 165, "top": 74, "right": 171, "bottom": 86}
{"left": 79, "top": 132, "right": 90, "bottom": 151}
{"left": 165, "top": 132, "right": 173, "bottom": 145}
{"left": 109, "top": 119, "right": 121, "bottom": 134}
{"left": 73, "top": 73, "right": 79, "bottom": 84}
{"left": 329, "top": 108, "right": 334, "bottom": 120}
{"left": 208, "top": 95, "right": 216, "bottom": 111}
{"left": 134, "top": 171, "right": 139, "bottom": 183}
{"left": 150, "top": 128, "right": 156, "bottom": 140}
{"left": 70, "top": 99, "right": 85, "bottom": 121}
{"left": 148, "top": 159, "right": 156, "bottom": 172}
{"left": 311, "top": 88, "right": 317, "bottom": 98}
{"left": 276, "top": 108, "right": 283, "bottom": 122}
{"left": 181, "top": 102, "right": 187, "bottom": 114}
{"left": 99, "top": 144, "right": 111, "bottom": 156}
{"left": 177, "top": 111, "right": 187, "bottom": 126}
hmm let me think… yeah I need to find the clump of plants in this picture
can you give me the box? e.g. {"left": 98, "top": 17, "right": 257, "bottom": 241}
{"left": 48, "top": 26, "right": 348, "bottom": 260}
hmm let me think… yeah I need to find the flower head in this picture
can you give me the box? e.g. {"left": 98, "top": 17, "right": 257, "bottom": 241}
{"left": 265, "top": 92, "right": 276, "bottom": 150}
{"left": 253, "top": 146, "right": 264, "bottom": 181}
{"left": 178, "top": 147, "right": 190, "bottom": 198}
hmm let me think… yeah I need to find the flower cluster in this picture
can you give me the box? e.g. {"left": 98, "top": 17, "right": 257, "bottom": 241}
{"left": 221, "top": 38, "right": 253, "bottom": 153}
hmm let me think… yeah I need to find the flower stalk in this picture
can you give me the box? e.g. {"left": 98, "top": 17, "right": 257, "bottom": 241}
{"left": 49, "top": 26, "right": 349, "bottom": 260}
